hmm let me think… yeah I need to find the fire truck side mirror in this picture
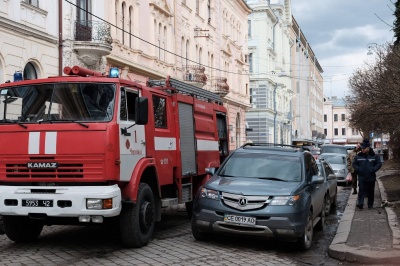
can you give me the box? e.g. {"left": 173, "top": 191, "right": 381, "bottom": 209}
{"left": 135, "top": 97, "right": 148, "bottom": 125}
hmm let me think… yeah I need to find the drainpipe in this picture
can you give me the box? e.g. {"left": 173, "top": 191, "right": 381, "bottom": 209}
{"left": 58, "top": 0, "right": 63, "bottom": 76}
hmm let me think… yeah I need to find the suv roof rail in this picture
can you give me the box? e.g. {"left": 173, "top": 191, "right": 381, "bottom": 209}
{"left": 241, "top": 142, "right": 310, "bottom": 152}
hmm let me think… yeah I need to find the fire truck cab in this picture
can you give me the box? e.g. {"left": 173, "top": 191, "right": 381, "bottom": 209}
{"left": 0, "top": 66, "right": 229, "bottom": 247}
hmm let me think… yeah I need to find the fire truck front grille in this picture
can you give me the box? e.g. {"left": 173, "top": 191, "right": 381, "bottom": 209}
{"left": 6, "top": 163, "right": 84, "bottom": 178}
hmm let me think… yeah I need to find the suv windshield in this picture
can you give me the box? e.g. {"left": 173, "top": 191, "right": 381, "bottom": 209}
{"left": 0, "top": 83, "right": 115, "bottom": 123}
{"left": 219, "top": 152, "right": 302, "bottom": 181}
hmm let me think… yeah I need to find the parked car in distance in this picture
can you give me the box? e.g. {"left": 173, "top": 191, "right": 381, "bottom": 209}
{"left": 317, "top": 159, "right": 337, "bottom": 215}
{"left": 191, "top": 143, "right": 326, "bottom": 251}
{"left": 318, "top": 153, "right": 349, "bottom": 185}
{"left": 320, "top": 144, "right": 348, "bottom": 155}
{"left": 310, "top": 148, "right": 321, "bottom": 159}
{"left": 344, "top": 144, "right": 357, "bottom": 154}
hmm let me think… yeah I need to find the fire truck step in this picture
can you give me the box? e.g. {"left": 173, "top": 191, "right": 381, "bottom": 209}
{"left": 161, "top": 198, "right": 178, "bottom": 207}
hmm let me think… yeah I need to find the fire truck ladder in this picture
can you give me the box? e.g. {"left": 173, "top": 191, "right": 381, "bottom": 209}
{"left": 147, "top": 77, "right": 223, "bottom": 105}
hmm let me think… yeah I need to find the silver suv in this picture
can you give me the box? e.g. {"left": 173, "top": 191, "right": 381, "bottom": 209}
{"left": 191, "top": 143, "right": 326, "bottom": 250}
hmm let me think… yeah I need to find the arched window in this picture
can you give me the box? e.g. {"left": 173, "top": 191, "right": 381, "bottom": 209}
{"left": 23, "top": 62, "right": 37, "bottom": 80}
{"left": 122, "top": 2, "right": 126, "bottom": 44}
{"left": 199, "top": 47, "right": 202, "bottom": 65}
{"left": 163, "top": 26, "right": 167, "bottom": 62}
{"left": 129, "top": 6, "right": 133, "bottom": 48}
{"left": 186, "top": 40, "right": 190, "bottom": 66}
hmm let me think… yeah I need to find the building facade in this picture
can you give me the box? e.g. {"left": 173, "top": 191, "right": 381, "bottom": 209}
{"left": 0, "top": 0, "right": 59, "bottom": 83}
{"left": 61, "top": 0, "right": 251, "bottom": 151}
{"left": 323, "top": 96, "right": 362, "bottom": 144}
{"left": 245, "top": 0, "right": 293, "bottom": 145}
{"left": 290, "top": 16, "right": 324, "bottom": 146}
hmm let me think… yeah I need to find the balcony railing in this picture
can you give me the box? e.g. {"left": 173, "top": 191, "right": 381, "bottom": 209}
{"left": 183, "top": 65, "right": 207, "bottom": 85}
{"left": 211, "top": 77, "right": 229, "bottom": 97}
{"left": 74, "top": 20, "right": 112, "bottom": 45}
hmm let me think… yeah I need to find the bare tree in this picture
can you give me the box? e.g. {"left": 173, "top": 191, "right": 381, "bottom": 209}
{"left": 347, "top": 44, "right": 400, "bottom": 157}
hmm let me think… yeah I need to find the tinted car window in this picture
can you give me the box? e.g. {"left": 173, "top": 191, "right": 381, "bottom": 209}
{"left": 219, "top": 153, "right": 302, "bottom": 181}
{"left": 320, "top": 145, "right": 347, "bottom": 154}
{"left": 319, "top": 154, "right": 346, "bottom": 164}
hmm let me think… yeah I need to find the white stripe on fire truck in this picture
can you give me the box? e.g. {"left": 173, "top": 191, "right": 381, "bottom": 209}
{"left": 197, "top": 139, "right": 219, "bottom": 151}
{"left": 45, "top": 132, "right": 57, "bottom": 154}
{"left": 28, "top": 132, "right": 40, "bottom": 154}
{"left": 154, "top": 137, "right": 177, "bottom": 150}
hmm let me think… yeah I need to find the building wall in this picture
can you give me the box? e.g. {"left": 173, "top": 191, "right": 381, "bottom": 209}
{"left": 0, "top": 0, "right": 59, "bottom": 83}
{"left": 290, "top": 16, "right": 324, "bottom": 145}
{"left": 323, "top": 96, "right": 363, "bottom": 144}
{"left": 245, "top": 0, "right": 293, "bottom": 145}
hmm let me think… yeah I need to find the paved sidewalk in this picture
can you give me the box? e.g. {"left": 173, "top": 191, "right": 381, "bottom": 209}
{"left": 329, "top": 170, "right": 400, "bottom": 264}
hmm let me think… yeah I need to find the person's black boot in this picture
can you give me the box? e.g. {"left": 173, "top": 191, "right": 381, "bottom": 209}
{"left": 352, "top": 188, "right": 357, "bottom": 195}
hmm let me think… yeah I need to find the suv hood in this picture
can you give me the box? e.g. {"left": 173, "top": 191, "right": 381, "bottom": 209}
{"left": 206, "top": 175, "right": 301, "bottom": 196}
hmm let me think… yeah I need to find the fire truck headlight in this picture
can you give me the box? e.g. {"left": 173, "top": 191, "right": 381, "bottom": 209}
{"left": 86, "top": 199, "right": 113, "bottom": 210}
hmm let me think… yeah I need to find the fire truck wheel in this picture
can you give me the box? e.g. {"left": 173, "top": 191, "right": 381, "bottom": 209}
{"left": 2, "top": 215, "right": 43, "bottom": 242}
{"left": 120, "top": 183, "right": 155, "bottom": 248}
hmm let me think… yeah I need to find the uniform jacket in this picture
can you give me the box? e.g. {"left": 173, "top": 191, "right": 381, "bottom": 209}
{"left": 352, "top": 149, "right": 382, "bottom": 182}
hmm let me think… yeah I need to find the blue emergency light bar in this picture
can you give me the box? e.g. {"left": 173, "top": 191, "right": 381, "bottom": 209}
{"left": 109, "top": 67, "right": 119, "bottom": 78}
{"left": 14, "top": 71, "right": 23, "bottom": 82}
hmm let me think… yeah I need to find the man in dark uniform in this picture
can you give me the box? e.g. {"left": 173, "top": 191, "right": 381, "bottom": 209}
{"left": 352, "top": 139, "right": 382, "bottom": 209}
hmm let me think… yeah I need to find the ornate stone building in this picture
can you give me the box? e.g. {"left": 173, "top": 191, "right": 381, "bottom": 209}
{"left": 0, "top": 0, "right": 59, "bottom": 82}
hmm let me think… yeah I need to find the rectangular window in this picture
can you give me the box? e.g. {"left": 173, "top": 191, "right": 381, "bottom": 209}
{"left": 249, "top": 53, "right": 253, "bottom": 73}
{"left": 324, "top": 114, "right": 327, "bottom": 122}
{"left": 334, "top": 128, "right": 338, "bottom": 136}
{"left": 120, "top": 89, "right": 138, "bottom": 122}
{"left": 248, "top": 20, "right": 251, "bottom": 37}
{"left": 324, "top": 128, "right": 327, "bottom": 136}
{"left": 341, "top": 114, "right": 345, "bottom": 121}
{"left": 334, "top": 114, "right": 338, "bottom": 122}
{"left": 196, "top": 0, "right": 199, "bottom": 14}
{"left": 153, "top": 95, "right": 167, "bottom": 128}
{"left": 342, "top": 128, "right": 346, "bottom": 135}
{"left": 25, "top": 0, "right": 39, "bottom": 7}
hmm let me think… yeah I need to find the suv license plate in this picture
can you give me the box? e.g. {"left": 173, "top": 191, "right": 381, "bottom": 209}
{"left": 22, "top": 199, "right": 53, "bottom": 207}
{"left": 224, "top": 214, "right": 256, "bottom": 225}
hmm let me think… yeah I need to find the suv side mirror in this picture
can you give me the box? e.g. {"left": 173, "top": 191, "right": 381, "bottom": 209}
{"left": 328, "top": 174, "right": 336, "bottom": 180}
{"left": 205, "top": 167, "right": 216, "bottom": 175}
{"left": 311, "top": 175, "right": 324, "bottom": 184}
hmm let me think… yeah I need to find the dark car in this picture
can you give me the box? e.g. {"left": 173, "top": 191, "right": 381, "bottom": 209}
{"left": 317, "top": 159, "right": 337, "bottom": 215}
{"left": 191, "top": 143, "right": 326, "bottom": 250}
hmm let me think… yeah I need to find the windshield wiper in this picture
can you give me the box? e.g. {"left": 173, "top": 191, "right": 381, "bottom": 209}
{"left": 258, "top": 177, "right": 288, "bottom": 182}
{"left": 0, "top": 119, "right": 27, "bottom": 129}
{"left": 219, "top": 174, "right": 235, "bottom": 177}
{"left": 39, "top": 119, "right": 89, "bottom": 128}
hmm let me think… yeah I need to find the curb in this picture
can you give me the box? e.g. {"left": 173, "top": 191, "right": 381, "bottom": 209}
{"left": 328, "top": 171, "right": 400, "bottom": 264}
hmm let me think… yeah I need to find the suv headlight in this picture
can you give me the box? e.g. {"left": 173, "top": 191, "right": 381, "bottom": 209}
{"left": 270, "top": 195, "right": 300, "bottom": 206}
{"left": 200, "top": 187, "right": 219, "bottom": 200}
{"left": 338, "top": 169, "right": 346, "bottom": 173}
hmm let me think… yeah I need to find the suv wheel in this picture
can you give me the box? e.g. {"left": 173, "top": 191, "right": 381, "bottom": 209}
{"left": 324, "top": 194, "right": 331, "bottom": 216}
{"left": 191, "top": 217, "right": 210, "bottom": 241}
{"left": 297, "top": 210, "right": 313, "bottom": 250}
{"left": 316, "top": 201, "right": 326, "bottom": 231}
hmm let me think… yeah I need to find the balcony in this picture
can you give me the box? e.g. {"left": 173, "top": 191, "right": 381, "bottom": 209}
{"left": 183, "top": 65, "right": 207, "bottom": 86}
{"left": 211, "top": 77, "right": 229, "bottom": 97}
{"left": 73, "top": 20, "right": 112, "bottom": 66}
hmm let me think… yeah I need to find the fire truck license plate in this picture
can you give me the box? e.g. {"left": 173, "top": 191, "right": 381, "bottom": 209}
{"left": 224, "top": 214, "right": 256, "bottom": 225}
{"left": 22, "top": 199, "right": 53, "bottom": 207}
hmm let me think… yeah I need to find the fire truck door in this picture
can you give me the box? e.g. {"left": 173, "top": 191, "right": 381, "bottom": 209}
{"left": 119, "top": 88, "right": 146, "bottom": 182}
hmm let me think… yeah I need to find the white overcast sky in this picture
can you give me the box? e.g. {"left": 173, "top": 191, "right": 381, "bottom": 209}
{"left": 290, "top": 0, "right": 395, "bottom": 98}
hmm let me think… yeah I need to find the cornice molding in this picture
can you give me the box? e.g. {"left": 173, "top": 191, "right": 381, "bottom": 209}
{"left": 0, "top": 16, "right": 57, "bottom": 44}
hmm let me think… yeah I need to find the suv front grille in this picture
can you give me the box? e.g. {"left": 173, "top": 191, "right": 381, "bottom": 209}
{"left": 221, "top": 192, "right": 272, "bottom": 211}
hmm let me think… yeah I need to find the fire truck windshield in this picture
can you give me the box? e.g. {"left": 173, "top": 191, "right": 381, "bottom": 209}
{"left": 0, "top": 83, "right": 115, "bottom": 123}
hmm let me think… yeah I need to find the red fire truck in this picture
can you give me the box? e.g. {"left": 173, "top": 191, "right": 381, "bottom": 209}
{"left": 0, "top": 66, "right": 229, "bottom": 247}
